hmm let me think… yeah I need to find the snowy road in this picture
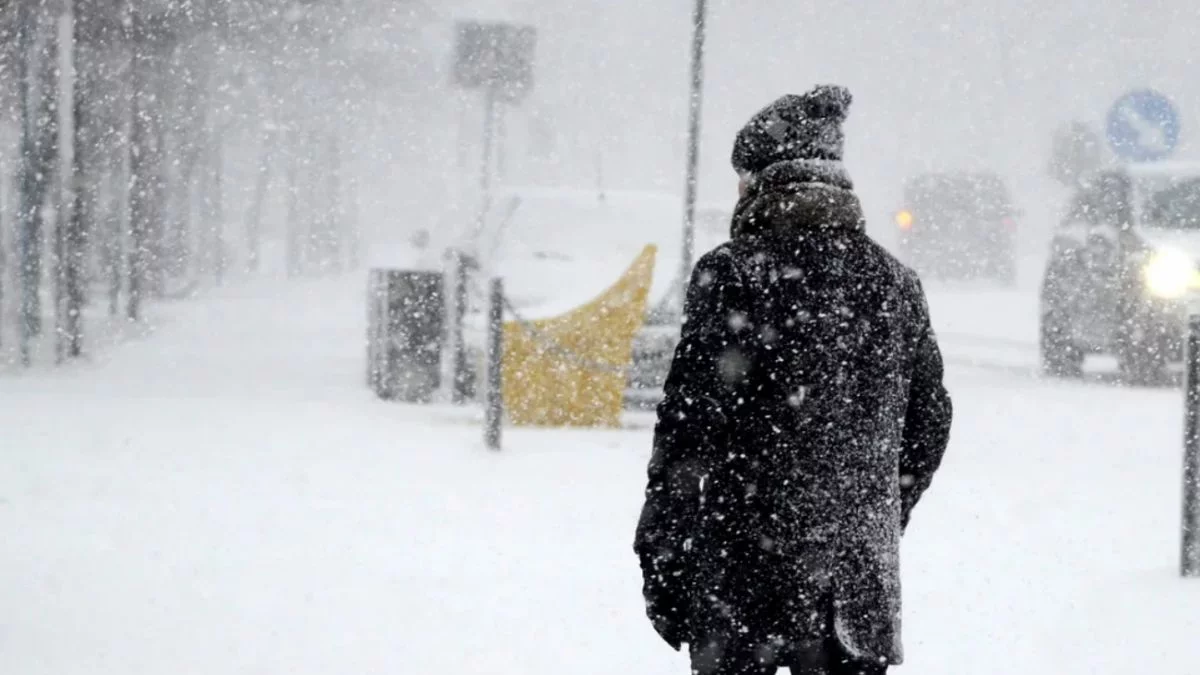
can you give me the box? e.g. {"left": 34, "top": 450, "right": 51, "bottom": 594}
{"left": 3, "top": 272, "right": 1199, "bottom": 674}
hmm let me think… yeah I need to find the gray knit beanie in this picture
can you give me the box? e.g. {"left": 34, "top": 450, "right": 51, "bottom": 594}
{"left": 731, "top": 84, "right": 853, "bottom": 176}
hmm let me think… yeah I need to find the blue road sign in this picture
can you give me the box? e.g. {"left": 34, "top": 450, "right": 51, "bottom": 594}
{"left": 1107, "top": 89, "right": 1180, "bottom": 162}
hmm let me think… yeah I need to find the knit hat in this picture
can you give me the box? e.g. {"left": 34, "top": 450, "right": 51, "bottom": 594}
{"left": 731, "top": 85, "right": 853, "bottom": 176}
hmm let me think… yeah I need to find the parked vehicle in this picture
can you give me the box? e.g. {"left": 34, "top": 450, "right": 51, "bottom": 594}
{"left": 895, "top": 171, "right": 1019, "bottom": 284}
{"left": 446, "top": 187, "right": 730, "bottom": 408}
{"left": 1039, "top": 162, "right": 1200, "bottom": 384}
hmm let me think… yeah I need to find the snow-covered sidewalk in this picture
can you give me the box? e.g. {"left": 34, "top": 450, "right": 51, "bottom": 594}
{"left": 2, "top": 274, "right": 1199, "bottom": 674}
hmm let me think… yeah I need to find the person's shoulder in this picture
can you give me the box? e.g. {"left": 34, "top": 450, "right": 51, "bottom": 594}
{"left": 687, "top": 242, "right": 767, "bottom": 302}
{"left": 857, "top": 237, "right": 935, "bottom": 331}
{"left": 698, "top": 241, "right": 746, "bottom": 264}
{"left": 859, "top": 235, "right": 924, "bottom": 294}
{"left": 693, "top": 242, "right": 745, "bottom": 279}
{"left": 700, "top": 239, "right": 774, "bottom": 269}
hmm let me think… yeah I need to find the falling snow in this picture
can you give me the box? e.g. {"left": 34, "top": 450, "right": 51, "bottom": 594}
{"left": 2, "top": 2, "right": 1200, "bottom": 675}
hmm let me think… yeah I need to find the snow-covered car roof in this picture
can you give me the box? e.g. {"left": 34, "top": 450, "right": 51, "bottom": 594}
{"left": 472, "top": 186, "right": 730, "bottom": 318}
{"left": 1118, "top": 161, "right": 1200, "bottom": 179}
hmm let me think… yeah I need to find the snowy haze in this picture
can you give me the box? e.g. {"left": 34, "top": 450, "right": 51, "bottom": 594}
{"left": 6, "top": 1, "right": 1200, "bottom": 674}
{"left": 380, "top": 0, "right": 1200, "bottom": 245}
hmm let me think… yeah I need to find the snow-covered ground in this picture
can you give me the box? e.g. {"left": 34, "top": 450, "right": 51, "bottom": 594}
{"left": 3, "top": 256, "right": 1200, "bottom": 674}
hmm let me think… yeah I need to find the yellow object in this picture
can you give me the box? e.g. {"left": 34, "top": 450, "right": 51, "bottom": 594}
{"left": 895, "top": 210, "right": 914, "bottom": 230}
{"left": 502, "top": 245, "right": 657, "bottom": 427}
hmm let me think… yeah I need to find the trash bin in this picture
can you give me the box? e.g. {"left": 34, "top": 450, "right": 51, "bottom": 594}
{"left": 368, "top": 269, "right": 444, "bottom": 402}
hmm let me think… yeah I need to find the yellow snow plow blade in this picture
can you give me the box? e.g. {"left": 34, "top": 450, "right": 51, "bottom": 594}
{"left": 502, "top": 245, "right": 657, "bottom": 428}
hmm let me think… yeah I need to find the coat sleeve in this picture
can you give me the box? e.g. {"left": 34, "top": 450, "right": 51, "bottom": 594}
{"left": 635, "top": 250, "right": 747, "bottom": 556}
{"left": 633, "top": 250, "right": 748, "bottom": 646}
{"left": 899, "top": 281, "right": 952, "bottom": 530}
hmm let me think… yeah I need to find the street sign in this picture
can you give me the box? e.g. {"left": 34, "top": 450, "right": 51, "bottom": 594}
{"left": 452, "top": 20, "right": 538, "bottom": 248}
{"left": 1106, "top": 89, "right": 1180, "bottom": 162}
{"left": 453, "top": 21, "right": 537, "bottom": 105}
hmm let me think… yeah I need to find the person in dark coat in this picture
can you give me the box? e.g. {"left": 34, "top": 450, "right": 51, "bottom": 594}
{"left": 634, "top": 85, "right": 952, "bottom": 675}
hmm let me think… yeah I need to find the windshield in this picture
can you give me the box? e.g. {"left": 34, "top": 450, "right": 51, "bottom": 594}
{"left": 1138, "top": 176, "right": 1200, "bottom": 230}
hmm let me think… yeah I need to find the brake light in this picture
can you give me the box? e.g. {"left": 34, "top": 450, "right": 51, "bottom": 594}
{"left": 895, "top": 210, "right": 914, "bottom": 230}
{"left": 1002, "top": 217, "right": 1016, "bottom": 229}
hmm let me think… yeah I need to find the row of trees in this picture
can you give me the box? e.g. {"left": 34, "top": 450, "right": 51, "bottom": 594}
{"left": 0, "top": 0, "right": 405, "bottom": 366}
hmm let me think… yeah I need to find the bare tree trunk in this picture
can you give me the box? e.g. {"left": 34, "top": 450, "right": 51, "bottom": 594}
{"left": 41, "top": 13, "right": 61, "bottom": 344}
{"left": 285, "top": 129, "right": 302, "bottom": 278}
{"left": 160, "top": 144, "right": 187, "bottom": 284}
{"left": 107, "top": 168, "right": 123, "bottom": 316}
{"left": 18, "top": 1, "right": 59, "bottom": 364}
{"left": 146, "top": 77, "right": 167, "bottom": 299}
{"left": 206, "top": 128, "right": 225, "bottom": 285}
{"left": 163, "top": 40, "right": 207, "bottom": 290}
{"left": 0, "top": 156, "right": 6, "bottom": 351}
{"left": 325, "top": 132, "right": 342, "bottom": 274}
{"left": 127, "top": 15, "right": 150, "bottom": 321}
{"left": 345, "top": 150, "right": 361, "bottom": 272}
{"left": 54, "top": 6, "right": 78, "bottom": 363}
{"left": 302, "top": 130, "right": 320, "bottom": 274}
{"left": 245, "top": 126, "right": 274, "bottom": 274}
{"left": 106, "top": 114, "right": 128, "bottom": 318}
{"left": 16, "top": 0, "right": 35, "bottom": 363}
{"left": 166, "top": 141, "right": 197, "bottom": 283}
{"left": 30, "top": 8, "right": 60, "bottom": 362}
{"left": 63, "top": 0, "right": 88, "bottom": 359}
{"left": 104, "top": 33, "right": 130, "bottom": 318}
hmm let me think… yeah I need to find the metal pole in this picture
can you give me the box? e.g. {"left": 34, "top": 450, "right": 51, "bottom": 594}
{"left": 1183, "top": 310, "right": 1200, "bottom": 577}
{"left": 475, "top": 85, "right": 497, "bottom": 239}
{"left": 485, "top": 277, "right": 504, "bottom": 451}
{"left": 451, "top": 252, "right": 471, "bottom": 404}
{"left": 440, "top": 249, "right": 461, "bottom": 403}
{"left": 680, "top": 0, "right": 707, "bottom": 316}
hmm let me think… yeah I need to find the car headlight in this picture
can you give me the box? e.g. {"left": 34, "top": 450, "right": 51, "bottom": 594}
{"left": 1143, "top": 248, "right": 1198, "bottom": 299}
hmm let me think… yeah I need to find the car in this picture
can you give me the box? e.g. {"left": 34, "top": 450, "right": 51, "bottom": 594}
{"left": 626, "top": 203, "right": 732, "bottom": 409}
{"left": 643, "top": 204, "right": 732, "bottom": 325}
{"left": 894, "top": 172, "right": 1019, "bottom": 284}
{"left": 466, "top": 187, "right": 728, "bottom": 318}
{"left": 1039, "top": 162, "right": 1200, "bottom": 384}
{"left": 445, "top": 187, "right": 730, "bottom": 407}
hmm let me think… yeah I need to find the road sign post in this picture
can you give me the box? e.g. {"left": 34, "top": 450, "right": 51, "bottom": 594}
{"left": 484, "top": 277, "right": 504, "bottom": 451}
{"left": 1184, "top": 305, "right": 1200, "bottom": 577}
{"left": 680, "top": 0, "right": 707, "bottom": 316}
{"left": 1106, "top": 89, "right": 1180, "bottom": 163}
{"left": 452, "top": 21, "right": 537, "bottom": 238}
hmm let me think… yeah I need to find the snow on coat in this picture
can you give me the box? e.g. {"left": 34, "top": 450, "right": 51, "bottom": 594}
{"left": 634, "top": 158, "right": 952, "bottom": 666}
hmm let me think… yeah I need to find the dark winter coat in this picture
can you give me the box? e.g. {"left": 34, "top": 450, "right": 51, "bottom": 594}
{"left": 634, "top": 158, "right": 952, "bottom": 666}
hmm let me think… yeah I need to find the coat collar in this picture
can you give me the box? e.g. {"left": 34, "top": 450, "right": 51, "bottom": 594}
{"left": 731, "top": 159, "right": 866, "bottom": 240}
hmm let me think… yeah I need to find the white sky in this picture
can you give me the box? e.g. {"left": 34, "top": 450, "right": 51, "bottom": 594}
{"left": 379, "top": 0, "right": 1200, "bottom": 236}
